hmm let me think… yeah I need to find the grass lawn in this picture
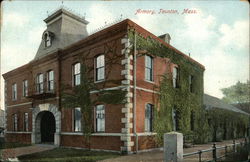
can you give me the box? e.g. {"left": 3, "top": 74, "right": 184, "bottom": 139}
{"left": 0, "top": 142, "right": 31, "bottom": 149}
{"left": 18, "top": 148, "right": 121, "bottom": 162}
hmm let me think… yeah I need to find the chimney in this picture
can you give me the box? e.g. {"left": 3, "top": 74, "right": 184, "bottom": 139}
{"left": 158, "top": 33, "right": 171, "bottom": 44}
{"left": 34, "top": 8, "right": 89, "bottom": 60}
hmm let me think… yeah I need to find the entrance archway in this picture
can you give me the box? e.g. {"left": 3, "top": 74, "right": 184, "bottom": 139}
{"left": 32, "top": 104, "right": 61, "bottom": 146}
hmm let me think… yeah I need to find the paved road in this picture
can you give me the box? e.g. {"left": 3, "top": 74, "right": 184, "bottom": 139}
{"left": 100, "top": 138, "right": 246, "bottom": 162}
{"left": 1, "top": 144, "right": 56, "bottom": 161}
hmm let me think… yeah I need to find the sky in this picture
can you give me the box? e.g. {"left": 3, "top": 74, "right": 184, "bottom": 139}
{"left": 0, "top": 1, "right": 249, "bottom": 110}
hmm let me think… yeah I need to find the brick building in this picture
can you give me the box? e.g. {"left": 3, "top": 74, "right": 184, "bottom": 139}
{"left": 3, "top": 8, "right": 204, "bottom": 153}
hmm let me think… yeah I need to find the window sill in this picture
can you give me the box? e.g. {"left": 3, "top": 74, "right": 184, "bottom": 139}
{"left": 94, "top": 79, "right": 105, "bottom": 84}
{"left": 140, "top": 132, "right": 157, "bottom": 136}
{"left": 144, "top": 80, "right": 155, "bottom": 84}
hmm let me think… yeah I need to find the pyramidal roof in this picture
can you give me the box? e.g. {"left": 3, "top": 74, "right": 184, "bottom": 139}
{"left": 34, "top": 8, "right": 89, "bottom": 60}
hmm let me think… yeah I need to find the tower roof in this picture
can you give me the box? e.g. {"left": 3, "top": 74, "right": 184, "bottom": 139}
{"left": 34, "top": 8, "right": 89, "bottom": 60}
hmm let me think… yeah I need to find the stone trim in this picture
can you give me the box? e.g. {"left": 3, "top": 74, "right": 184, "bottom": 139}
{"left": 90, "top": 85, "right": 126, "bottom": 94}
{"left": 130, "top": 86, "right": 160, "bottom": 94}
{"left": 61, "top": 132, "right": 123, "bottom": 136}
{"left": 32, "top": 104, "right": 61, "bottom": 146}
{"left": 6, "top": 131, "right": 156, "bottom": 137}
{"left": 120, "top": 35, "right": 134, "bottom": 153}
{"left": 6, "top": 131, "right": 32, "bottom": 134}
{"left": 7, "top": 102, "right": 33, "bottom": 108}
{"left": 4, "top": 81, "right": 8, "bottom": 130}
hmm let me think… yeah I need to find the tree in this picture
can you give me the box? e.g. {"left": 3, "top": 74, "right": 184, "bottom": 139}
{"left": 61, "top": 43, "right": 127, "bottom": 149}
{"left": 221, "top": 80, "right": 250, "bottom": 104}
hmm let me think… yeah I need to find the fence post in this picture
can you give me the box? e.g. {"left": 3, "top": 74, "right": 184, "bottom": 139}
{"left": 224, "top": 145, "right": 227, "bottom": 157}
{"left": 212, "top": 143, "right": 217, "bottom": 162}
{"left": 164, "top": 132, "right": 183, "bottom": 162}
{"left": 198, "top": 150, "right": 202, "bottom": 162}
{"left": 233, "top": 139, "right": 236, "bottom": 152}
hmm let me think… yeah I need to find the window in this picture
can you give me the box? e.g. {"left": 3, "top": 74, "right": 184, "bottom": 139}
{"left": 145, "top": 55, "right": 153, "bottom": 81}
{"left": 22, "top": 80, "right": 28, "bottom": 97}
{"left": 12, "top": 83, "right": 17, "bottom": 100}
{"left": 173, "top": 66, "right": 179, "bottom": 88}
{"left": 73, "top": 63, "right": 81, "bottom": 86}
{"left": 44, "top": 32, "right": 51, "bottom": 47}
{"left": 24, "top": 113, "right": 28, "bottom": 132}
{"left": 145, "top": 104, "right": 153, "bottom": 132}
{"left": 13, "top": 114, "right": 18, "bottom": 131}
{"left": 36, "top": 73, "right": 44, "bottom": 93}
{"left": 96, "top": 105, "right": 105, "bottom": 132}
{"left": 95, "top": 55, "right": 105, "bottom": 81}
{"left": 48, "top": 70, "right": 54, "bottom": 91}
{"left": 172, "top": 107, "right": 180, "bottom": 131}
{"left": 190, "top": 111, "right": 195, "bottom": 131}
{"left": 73, "top": 107, "right": 81, "bottom": 132}
{"left": 189, "top": 75, "right": 194, "bottom": 93}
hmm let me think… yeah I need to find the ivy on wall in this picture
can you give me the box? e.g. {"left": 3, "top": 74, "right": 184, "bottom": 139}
{"left": 207, "top": 108, "right": 249, "bottom": 142}
{"left": 128, "top": 29, "right": 248, "bottom": 145}
{"left": 61, "top": 46, "right": 127, "bottom": 147}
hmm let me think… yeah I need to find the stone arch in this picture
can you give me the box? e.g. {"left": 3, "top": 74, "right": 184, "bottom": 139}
{"left": 31, "top": 104, "right": 61, "bottom": 146}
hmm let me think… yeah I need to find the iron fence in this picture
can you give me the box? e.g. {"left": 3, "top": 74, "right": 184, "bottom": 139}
{"left": 183, "top": 138, "right": 249, "bottom": 162}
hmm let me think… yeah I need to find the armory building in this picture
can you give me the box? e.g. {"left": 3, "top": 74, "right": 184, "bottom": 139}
{"left": 3, "top": 8, "right": 204, "bottom": 153}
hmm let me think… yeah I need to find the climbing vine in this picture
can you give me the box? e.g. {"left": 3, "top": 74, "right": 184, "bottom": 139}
{"left": 128, "top": 28, "right": 248, "bottom": 145}
{"left": 61, "top": 40, "right": 127, "bottom": 147}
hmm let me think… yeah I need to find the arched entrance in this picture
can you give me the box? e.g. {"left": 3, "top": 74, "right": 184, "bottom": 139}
{"left": 32, "top": 104, "right": 61, "bottom": 146}
{"left": 40, "top": 111, "right": 55, "bottom": 143}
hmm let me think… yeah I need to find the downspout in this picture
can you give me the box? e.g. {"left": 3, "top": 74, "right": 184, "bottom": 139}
{"left": 133, "top": 32, "right": 138, "bottom": 153}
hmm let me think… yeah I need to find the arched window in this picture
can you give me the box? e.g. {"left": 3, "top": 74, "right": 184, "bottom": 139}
{"left": 95, "top": 55, "right": 105, "bottom": 81}
{"left": 12, "top": 83, "right": 17, "bottom": 100}
{"left": 47, "top": 70, "right": 54, "bottom": 91}
{"left": 73, "top": 107, "right": 81, "bottom": 132}
{"left": 173, "top": 66, "right": 180, "bottom": 88}
{"left": 172, "top": 107, "right": 180, "bottom": 131}
{"left": 73, "top": 63, "right": 81, "bottom": 86}
{"left": 36, "top": 73, "right": 44, "bottom": 93}
{"left": 145, "top": 55, "right": 153, "bottom": 81}
{"left": 22, "top": 80, "right": 28, "bottom": 97}
{"left": 96, "top": 105, "right": 105, "bottom": 132}
{"left": 145, "top": 103, "right": 153, "bottom": 132}
{"left": 43, "top": 31, "right": 53, "bottom": 47}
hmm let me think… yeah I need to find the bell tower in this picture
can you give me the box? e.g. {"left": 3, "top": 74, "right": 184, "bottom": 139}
{"left": 34, "top": 8, "right": 89, "bottom": 60}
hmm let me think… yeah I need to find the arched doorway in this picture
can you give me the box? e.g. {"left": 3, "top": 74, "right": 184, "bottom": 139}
{"left": 32, "top": 104, "right": 61, "bottom": 146}
{"left": 40, "top": 111, "right": 55, "bottom": 143}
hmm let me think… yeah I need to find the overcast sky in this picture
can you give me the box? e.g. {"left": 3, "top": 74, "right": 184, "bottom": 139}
{"left": 1, "top": 1, "right": 249, "bottom": 109}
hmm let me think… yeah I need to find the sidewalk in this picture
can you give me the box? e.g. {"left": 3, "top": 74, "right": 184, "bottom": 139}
{"left": 0, "top": 144, "right": 56, "bottom": 161}
{"left": 100, "top": 138, "right": 245, "bottom": 162}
